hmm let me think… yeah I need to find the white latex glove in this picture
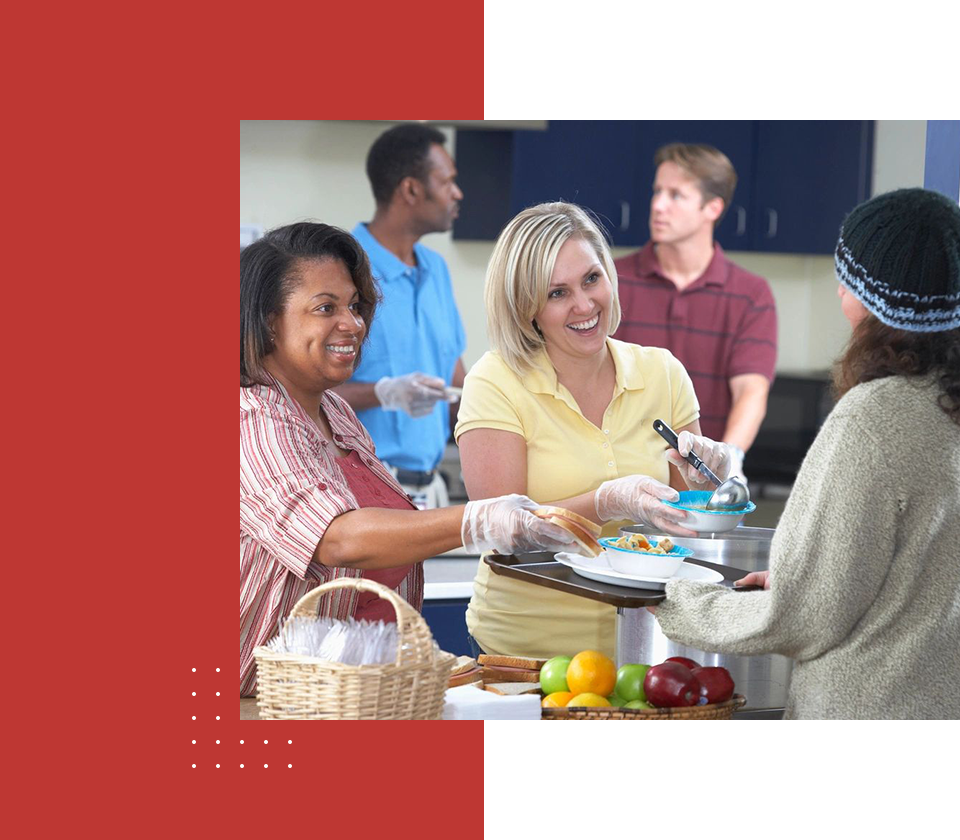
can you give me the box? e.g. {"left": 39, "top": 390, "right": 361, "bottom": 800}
{"left": 461, "top": 494, "right": 578, "bottom": 555}
{"left": 374, "top": 373, "right": 448, "bottom": 418}
{"left": 595, "top": 475, "right": 694, "bottom": 536}
{"left": 665, "top": 431, "right": 742, "bottom": 492}
{"left": 727, "top": 446, "right": 745, "bottom": 482}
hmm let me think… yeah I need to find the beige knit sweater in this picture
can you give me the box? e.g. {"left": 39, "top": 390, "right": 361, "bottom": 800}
{"left": 656, "top": 375, "right": 960, "bottom": 719}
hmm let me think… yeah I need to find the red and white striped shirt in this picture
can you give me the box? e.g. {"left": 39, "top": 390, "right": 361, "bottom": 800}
{"left": 240, "top": 379, "right": 424, "bottom": 696}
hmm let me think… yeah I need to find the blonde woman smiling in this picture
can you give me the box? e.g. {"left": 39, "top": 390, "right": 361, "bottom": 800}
{"left": 456, "top": 203, "right": 740, "bottom": 659}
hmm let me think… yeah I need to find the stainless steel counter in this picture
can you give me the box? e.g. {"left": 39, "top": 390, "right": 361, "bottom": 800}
{"left": 617, "top": 526, "right": 791, "bottom": 713}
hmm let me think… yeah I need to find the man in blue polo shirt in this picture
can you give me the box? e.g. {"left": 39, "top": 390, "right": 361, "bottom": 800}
{"left": 335, "top": 124, "right": 467, "bottom": 508}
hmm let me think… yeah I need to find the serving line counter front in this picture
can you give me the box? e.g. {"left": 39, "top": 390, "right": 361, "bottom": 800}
{"left": 486, "top": 526, "right": 790, "bottom": 719}
{"left": 239, "top": 529, "right": 789, "bottom": 719}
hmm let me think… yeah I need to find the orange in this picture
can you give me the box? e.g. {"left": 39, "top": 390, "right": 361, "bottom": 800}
{"left": 542, "top": 691, "right": 575, "bottom": 708}
{"left": 567, "top": 692, "right": 611, "bottom": 708}
{"left": 566, "top": 650, "right": 617, "bottom": 697}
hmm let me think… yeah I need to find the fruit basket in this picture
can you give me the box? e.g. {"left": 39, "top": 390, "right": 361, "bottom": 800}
{"left": 541, "top": 694, "right": 746, "bottom": 720}
{"left": 254, "top": 577, "right": 455, "bottom": 720}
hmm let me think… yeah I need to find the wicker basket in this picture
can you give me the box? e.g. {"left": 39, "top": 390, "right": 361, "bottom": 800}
{"left": 254, "top": 578, "right": 456, "bottom": 720}
{"left": 542, "top": 695, "right": 746, "bottom": 720}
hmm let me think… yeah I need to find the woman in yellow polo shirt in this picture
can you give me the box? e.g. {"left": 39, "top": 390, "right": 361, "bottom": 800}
{"left": 455, "top": 202, "right": 739, "bottom": 658}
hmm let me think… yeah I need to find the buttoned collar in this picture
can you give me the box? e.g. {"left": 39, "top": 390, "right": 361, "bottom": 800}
{"left": 634, "top": 241, "right": 730, "bottom": 291}
{"left": 519, "top": 338, "right": 646, "bottom": 404}
{"left": 352, "top": 222, "right": 425, "bottom": 284}
{"left": 245, "top": 375, "right": 362, "bottom": 442}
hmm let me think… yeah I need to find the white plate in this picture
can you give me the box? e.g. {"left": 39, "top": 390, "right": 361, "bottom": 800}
{"left": 554, "top": 551, "right": 724, "bottom": 590}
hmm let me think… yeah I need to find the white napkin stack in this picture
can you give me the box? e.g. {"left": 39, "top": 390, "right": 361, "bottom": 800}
{"left": 441, "top": 684, "right": 542, "bottom": 721}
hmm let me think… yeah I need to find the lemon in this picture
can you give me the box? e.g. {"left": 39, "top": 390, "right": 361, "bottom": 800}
{"left": 567, "top": 692, "right": 611, "bottom": 708}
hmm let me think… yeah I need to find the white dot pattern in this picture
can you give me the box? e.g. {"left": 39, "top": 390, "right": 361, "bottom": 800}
{"left": 189, "top": 666, "right": 231, "bottom": 769}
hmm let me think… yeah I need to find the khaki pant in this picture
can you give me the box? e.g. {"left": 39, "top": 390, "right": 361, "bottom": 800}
{"left": 387, "top": 467, "right": 449, "bottom": 510}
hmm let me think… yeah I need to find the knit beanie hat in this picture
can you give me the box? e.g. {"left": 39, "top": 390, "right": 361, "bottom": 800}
{"left": 835, "top": 188, "right": 960, "bottom": 332}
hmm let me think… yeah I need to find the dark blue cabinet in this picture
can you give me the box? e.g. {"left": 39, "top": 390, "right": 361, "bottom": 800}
{"left": 510, "top": 121, "right": 642, "bottom": 245}
{"left": 421, "top": 598, "right": 473, "bottom": 657}
{"left": 451, "top": 129, "right": 515, "bottom": 241}
{"left": 750, "top": 120, "right": 873, "bottom": 254}
{"left": 453, "top": 121, "right": 873, "bottom": 255}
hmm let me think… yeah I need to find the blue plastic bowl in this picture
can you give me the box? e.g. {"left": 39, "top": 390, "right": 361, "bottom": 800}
{"left": 598, "top": 536, "right": 694, "bottom": 577}
{"left": 660, "top": 490, "right": 756, "bottom": 533}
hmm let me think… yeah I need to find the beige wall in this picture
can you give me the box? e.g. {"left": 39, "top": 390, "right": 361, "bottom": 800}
{"left": 240, "top": 120, "right": 928, "bottom": 373}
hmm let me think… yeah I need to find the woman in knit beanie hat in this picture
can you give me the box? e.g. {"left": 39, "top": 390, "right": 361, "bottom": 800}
{"left": 651, "top": 188, "right": 960, "bottom": 719}
{"left": 833, "top": 188, "right": 960, "bottom": 420}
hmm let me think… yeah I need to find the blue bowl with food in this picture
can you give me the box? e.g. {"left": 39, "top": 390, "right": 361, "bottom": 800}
{"left": 598, "top": 535, "right": 694, "bottom": 578}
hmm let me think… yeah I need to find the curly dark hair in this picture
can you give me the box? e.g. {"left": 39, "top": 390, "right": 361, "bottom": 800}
{"left": 833, "top": 316, "right": 960, "bottom": 425}
{"left": 240, "top": 223, "right": 381, "bottom": 387}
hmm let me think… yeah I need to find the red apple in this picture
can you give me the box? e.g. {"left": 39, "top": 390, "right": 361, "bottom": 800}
{"left": 665, "top": 656, "right": 700, "bottom": 671}
{"left": 643, "top": 662, "right": 701, "bottom": 707}
{"left": 691, "top": 666, "right": 735, "bottom": 704}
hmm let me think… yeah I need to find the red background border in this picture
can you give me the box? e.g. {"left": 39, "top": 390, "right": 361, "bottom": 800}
{"left": 20, "top": 4, "right": 955, "bottom": 836}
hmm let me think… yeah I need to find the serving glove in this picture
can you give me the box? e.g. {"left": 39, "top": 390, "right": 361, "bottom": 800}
{"left": 461, "top": 494, "right": 577, "bottom": 555}
{"left": 665, "top": 431, "right": 744, "bottom": 491}
{"left": 595, "top": 475, "right": 692, "bottom": 534}
{"left": 374, "top": 372, "right": 448, "bottom": 418}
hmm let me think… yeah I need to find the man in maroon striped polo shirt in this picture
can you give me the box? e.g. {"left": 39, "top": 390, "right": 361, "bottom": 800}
{"left": 613, "top": 143, "right": 777, "bottom": 473}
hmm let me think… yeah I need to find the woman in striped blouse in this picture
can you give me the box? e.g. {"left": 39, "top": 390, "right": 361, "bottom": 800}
{"left": 239, "top": 223, "right": 576, "bottom": 695}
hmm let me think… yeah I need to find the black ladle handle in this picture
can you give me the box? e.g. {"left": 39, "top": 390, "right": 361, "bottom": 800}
{"left": 652, "top": 418, "right": 721, "bottom": 486}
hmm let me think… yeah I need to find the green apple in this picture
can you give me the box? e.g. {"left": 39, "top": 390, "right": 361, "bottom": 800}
{"left": 539, "top": 656, "right": 572, "bottom": 695}
{"left": 615, "top": 663, "right": 651, "bottom": 702}
{"left": 624, "top": 699, "right": 655, "bottom": 710}
{"left": 607, "top": 693, "right": 627, "bottom": 707}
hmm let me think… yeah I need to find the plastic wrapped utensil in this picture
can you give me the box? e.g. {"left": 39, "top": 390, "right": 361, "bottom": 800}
{"left": 267, "top": 616, "right": 400, "bottom": 665}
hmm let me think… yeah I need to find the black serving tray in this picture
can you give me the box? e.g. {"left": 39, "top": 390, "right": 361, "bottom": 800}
{"left": 484, "top": 552, "right": 751, "bottom": 609}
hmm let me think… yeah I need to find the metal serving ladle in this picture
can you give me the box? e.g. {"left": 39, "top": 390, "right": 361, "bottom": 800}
{"left": 653, "top": 419, "right": 751, "bottom": 510}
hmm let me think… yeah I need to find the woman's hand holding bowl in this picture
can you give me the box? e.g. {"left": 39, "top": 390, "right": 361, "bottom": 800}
{"left": 595, "top": 475, "right": 697, "bottom": 536}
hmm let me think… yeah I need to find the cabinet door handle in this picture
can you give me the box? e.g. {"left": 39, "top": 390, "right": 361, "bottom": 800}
{"left": 619, "top": 200, "right": 630, "bottom": 231}
{"left": 736, "top": 206, "right": 747, "bottom": 236}
{"left": 766, "top": 208, "right": 778, "bottom": 239}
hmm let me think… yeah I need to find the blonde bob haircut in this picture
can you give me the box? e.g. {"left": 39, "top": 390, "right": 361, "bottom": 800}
{"left": 484, "top": 202, "right": 621, "bottom": 376}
